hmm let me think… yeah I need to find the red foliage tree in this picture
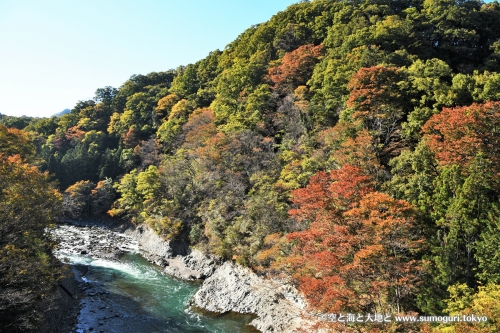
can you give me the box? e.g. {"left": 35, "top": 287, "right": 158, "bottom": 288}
{"left": 122, "top": 126, "right": 140, "bottom": 148}
{"left": 283, "top": 164, "right": 424, "bottom": 314}
{"left": 346, "top": 66, "right": 407, "bottom": 152}
{"left": 422, "top": 101, "right": 500, "bottom": 183}
{"left": 343, "top": 192, "right": 424, "bottom": 313}
{"left": 285, "top": 165, "right": 374, "bottom": 312}
{"left": 64, "top": 126, "right": 86, "bottom": 145}
{"left": 267, "top": 44, "right": 324, "bottom": 94}
{"left": 181, "top": 108, "right": 217, "bottom": 151}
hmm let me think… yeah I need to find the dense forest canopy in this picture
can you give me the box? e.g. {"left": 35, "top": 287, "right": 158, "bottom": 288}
{"left": 2, "top": 0, "right": 500, "bottom": 331}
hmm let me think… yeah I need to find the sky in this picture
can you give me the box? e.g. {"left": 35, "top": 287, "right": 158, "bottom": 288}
{"left": 0, "top": 0, "right": 299, "bottom": 118}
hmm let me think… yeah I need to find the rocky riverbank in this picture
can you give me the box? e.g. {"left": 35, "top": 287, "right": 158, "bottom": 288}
{"left": 191, "top": 262, "right": 321, "bottom": 333}
{"left": 50, "top": 223, "right": 139, "bottom": 260}
{"left": 50, "top": 219, "right": 321, "bottom": 333}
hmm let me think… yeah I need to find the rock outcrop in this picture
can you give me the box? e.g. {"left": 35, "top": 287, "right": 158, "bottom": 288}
{"left": 181, "top": 248, "right": 223, "bottom": 278}
{"left": 123, "top": 223, "right": 218, "bottom": 280}
{"left": 50, "top": 224, "right": 138, "bottom": 260}
{"left": 192, "top": 262, "right": 320, "bottom": 333}
{"left": 123, "top": 224, "right": 173, "bottom": 265}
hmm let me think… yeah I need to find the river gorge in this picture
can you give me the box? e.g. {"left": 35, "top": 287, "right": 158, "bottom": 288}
{"left": 48, "top": 220, "right": 319, "bottom": 333}
{"left": 49, "top": 223, "right": 258, "bottom": 333}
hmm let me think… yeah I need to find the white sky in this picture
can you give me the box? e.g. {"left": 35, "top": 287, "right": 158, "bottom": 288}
{"left": 0, "top": 0, "right": 298, "bottom": 118}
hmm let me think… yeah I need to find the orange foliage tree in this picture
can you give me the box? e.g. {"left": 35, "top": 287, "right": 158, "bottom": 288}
{"left": 346, "top": 66, "right": 407, "bottom": 155}
{"left": 181, "top": 108, "right": 217, "bottom": 151}
{"left": 283, "top": 164, "right": 425, "bottom": 314}
{"left": 422, "top": 101, "right": 500, "bottom": 186}
{"left": 285, "top": 165, "right": 374, "bottom": 312}
{"left": 343, "top": 192, "right": 424, "bottom": 313}
{"left": 267, "top": 44, "right": 324, "bottom": 95}
{"left": 0, "top": 124, "right": 35, "bottom": 160}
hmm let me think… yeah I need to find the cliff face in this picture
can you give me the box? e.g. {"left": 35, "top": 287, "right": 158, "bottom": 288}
{"left": 191, "top": 261, "right": 322, "bottom": 333}
{"left": 125, "top": 223, "right": 321, "bottom": 332}
{"left": 39, "top": 271, "right": 80, "bottom": 333}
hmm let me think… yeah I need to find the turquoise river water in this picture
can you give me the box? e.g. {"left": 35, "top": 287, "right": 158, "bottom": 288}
{"left": 58, "top": 248, "right": 259, "bottom": 333}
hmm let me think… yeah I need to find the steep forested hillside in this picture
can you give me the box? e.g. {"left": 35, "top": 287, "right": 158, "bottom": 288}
{"left": 3, "top": 0, "right": 500, "bottom": 331}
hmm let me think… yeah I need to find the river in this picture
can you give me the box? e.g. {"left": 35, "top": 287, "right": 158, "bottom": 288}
{"left": 51, "top": 224, "right": 259, "bottom": 333}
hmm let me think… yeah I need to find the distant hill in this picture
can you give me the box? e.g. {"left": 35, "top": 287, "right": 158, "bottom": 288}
{"left": 52, "top": 108, "right": 70, "bottom": 117}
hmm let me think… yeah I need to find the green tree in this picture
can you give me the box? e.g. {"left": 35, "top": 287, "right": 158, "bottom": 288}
{"left": 156, "top": 99, "right": 192, "bottom": 150}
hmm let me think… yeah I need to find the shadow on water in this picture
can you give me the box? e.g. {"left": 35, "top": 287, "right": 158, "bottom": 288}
{"left": 68, "top": 251, "right": 258, "bottom": 333}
